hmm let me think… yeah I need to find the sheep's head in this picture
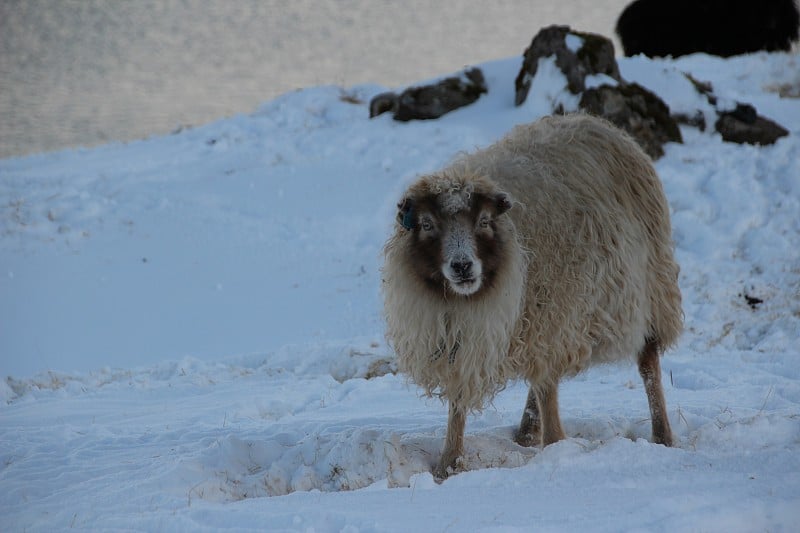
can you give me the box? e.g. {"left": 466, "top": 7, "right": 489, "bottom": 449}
{"left": 396, "top": 175, "right": 513, "bottom": 297}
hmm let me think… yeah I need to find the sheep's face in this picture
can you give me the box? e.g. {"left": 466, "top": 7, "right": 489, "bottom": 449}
{"left": 397, "top": 187, "right": 513, "bottom": 297}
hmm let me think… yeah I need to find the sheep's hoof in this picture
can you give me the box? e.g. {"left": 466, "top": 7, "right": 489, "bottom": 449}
{"left": 433, "top": 455, "right": 462, "bottom": 481}
{"left": 653, "top": 432, "right": 674, "bottom": 447}
{"left": 432, "top": 464, "right": 451, "bottom": 482}
{"left": 513, "top": 430, "right": 539, "bottom": 448}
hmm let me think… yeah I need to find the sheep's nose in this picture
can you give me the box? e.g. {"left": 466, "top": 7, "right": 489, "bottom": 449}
{"left": 450, "top": 260, "right": 473, "bottom": 277}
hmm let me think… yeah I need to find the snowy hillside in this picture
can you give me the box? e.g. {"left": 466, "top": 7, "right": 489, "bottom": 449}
{"left": 2, "top": 51, "right": 799, "bottom": 531}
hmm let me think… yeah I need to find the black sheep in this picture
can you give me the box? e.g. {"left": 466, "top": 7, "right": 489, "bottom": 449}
{"left": 616, "top": 0, "right": 799, "bottom": 58}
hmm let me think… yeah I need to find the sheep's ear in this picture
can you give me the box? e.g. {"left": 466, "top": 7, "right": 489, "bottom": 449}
{"left": 397, "top": 197, "right": 416, "bottom": 230}
{"left": 495, "top": 192, "right": 513, "bottom": 215}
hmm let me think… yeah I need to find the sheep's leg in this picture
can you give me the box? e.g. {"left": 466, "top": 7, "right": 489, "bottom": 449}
{"left": 434, "top": 400, "right": 465, "bottom": 479}
{"left": 514, "top": 386, "right": 541, "bottom": 447}
{"left": 638, "top": 338, "right": 674, "bottom": 446}
{"left": 537, "top": 381, "right": 566, "bottom": 446}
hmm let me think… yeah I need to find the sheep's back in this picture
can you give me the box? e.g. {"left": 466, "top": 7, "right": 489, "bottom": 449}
{"left": 453, "top": 114, "right": 682, "bottom": 382}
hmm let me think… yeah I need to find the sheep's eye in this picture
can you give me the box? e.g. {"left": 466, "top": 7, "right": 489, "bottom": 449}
{"left": 421, "top": 220, "right": 433, "bottom": 231}
{"left": 479, "top": 216, "right": 491, "bottom": 228}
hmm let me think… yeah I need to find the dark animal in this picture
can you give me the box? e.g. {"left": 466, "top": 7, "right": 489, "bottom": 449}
{"left": 617, "top": 0, "right": 800, "bottom": 58}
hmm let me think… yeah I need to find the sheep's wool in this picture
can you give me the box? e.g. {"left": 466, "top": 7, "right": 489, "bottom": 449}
{"left": 383, "top": 221, "right": 527, "bottom": 411}
{"left": 382, "top": 113, "right": 683, "bottom": 412}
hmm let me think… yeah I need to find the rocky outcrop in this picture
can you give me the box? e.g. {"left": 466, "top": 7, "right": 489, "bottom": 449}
{"left": 715, "top": 104, "right": 789, "bottom": 145}
{"left": 515, "top": 25, "right": 681, "bottom": 159}
{"left": 678, "top": 73, "right": 789, "bottom": 145}
{"left": 579, "top": 83, "right": 682, "bottom": 159}
{"left": 370, "top": 24, "right": 788, "bottom": 151}
{"left": 514, "top": 25, "right": 621, "bottom": 105}
{"left": 369, "top": 68, "right": 487, "bottom": 121}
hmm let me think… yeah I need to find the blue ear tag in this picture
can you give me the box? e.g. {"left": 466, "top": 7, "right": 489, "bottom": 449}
{"left": 402, "top": 209, "right": 415, "bottom": 230}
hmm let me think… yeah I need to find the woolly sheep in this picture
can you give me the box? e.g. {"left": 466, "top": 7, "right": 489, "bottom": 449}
{"left": 382, "top": 113, "right": 682, "bottom": 479}
{"left": 616, "top": 0, "right": 800, "bottom": 58}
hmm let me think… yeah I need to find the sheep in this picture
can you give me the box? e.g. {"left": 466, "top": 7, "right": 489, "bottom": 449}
{"left": 616, "top": 0, "right": 800, "bottom": 58}
{"left": 382, "top": 113, "right": 683, "bottom": 479}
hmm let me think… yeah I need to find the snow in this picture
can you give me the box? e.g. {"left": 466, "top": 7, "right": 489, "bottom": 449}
{"left": 2, "top": 51, "right": 800, "bottom": 531}
{"left": 525, "top": 57, "right": 583, "bottom": 114}
{"left": 565, "top": 33, "right": 585, "bottom": 54}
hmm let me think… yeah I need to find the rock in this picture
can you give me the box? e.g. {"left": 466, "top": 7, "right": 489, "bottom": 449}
{"left": 369, "top": 68, "right": 488, "bottom": 121}
{"left": 515, "top": 25, "right": 679, "bottom": 159}
{"left": 681, "top": 74, "right": 789, "bottom": 145}
{"left": 715, "top": 104, "right": 789, "bottom": 145}
{"left": 579, "top": 83, "right": 682, "bottom": 159}
{"left": 369, "top": 92, "right": 398, "bottom": 118}
{"left": 672, "top": 111, "right": 707, "bottom": 131}
{"left": 515, "top": 25, "right": 621, "bottom": 106}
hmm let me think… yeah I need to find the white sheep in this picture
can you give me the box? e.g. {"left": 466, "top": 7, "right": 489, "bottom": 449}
{"left": 382, "top": 113, "right": 682, "bottom": 479}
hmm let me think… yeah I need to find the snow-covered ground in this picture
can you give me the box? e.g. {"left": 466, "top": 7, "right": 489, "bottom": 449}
{"left": 2, "top": 51, "right": 799, "bottom": 531}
